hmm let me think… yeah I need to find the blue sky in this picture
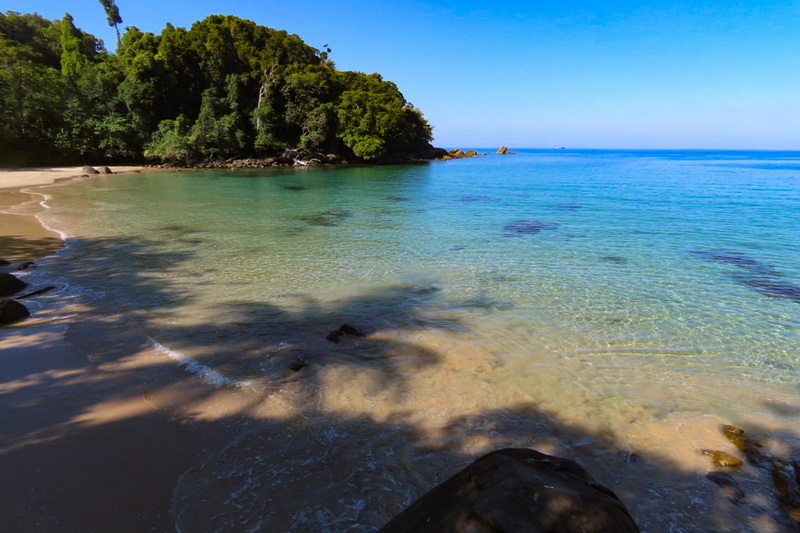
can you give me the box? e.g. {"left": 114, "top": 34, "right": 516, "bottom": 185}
{"left": 8, "top": 0, "right": 800, "bottom": 149}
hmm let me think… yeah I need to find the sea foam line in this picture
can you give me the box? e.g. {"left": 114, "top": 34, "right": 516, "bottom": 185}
{"left": 149, "top": 337, "right": 253, "bottom": 391}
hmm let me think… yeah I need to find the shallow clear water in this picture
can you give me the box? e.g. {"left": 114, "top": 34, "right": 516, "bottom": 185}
{"left": 39, "top": 150, "right": 800, "bottom": 420}
{"left": 34, "top": 149, "right": 800, "bottom": 530}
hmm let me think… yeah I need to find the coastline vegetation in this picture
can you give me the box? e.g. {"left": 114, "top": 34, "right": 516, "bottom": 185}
{"left": 0, "top": 10, "right": 436, "bottom": 166}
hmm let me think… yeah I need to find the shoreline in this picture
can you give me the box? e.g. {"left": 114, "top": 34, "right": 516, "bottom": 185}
{"left": 0, "top": 166, "right": 147, "bottom": 262}
{"left": 1, "top": 166, "right": 798, "bottom": 531}
{"left": 0, "top": 164, "right": 205, "bottom": 530}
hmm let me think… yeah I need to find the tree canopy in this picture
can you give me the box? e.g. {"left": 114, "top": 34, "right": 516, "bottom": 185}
{"left": 0, "top": 11, "right": 434, "bottom": 166}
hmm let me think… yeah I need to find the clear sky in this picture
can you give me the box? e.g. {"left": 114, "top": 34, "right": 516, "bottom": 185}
{"left": 8, "top": 0, "right": 800, "bottom": 149}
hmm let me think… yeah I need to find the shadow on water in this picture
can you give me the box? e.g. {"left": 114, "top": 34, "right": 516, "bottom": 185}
{"left": 0, "top": 234, "right": 63, "bottom": 262}
{"left": 1, "top": 234, "right": 799, "bottom": 532}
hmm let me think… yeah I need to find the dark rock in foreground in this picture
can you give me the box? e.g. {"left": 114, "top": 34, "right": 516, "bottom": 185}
{"left": 0, "top": 273, "right": 27, "bottom": 296}
{"left": 0, "top": 299, "right": 30, "bottom": 325}
{"left": 379, "top": 448, "right": 639, "bottom": 533}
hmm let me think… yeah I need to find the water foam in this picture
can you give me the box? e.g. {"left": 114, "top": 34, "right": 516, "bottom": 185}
{"left": 149, "top": 336, "right": 254, "bottom": 391}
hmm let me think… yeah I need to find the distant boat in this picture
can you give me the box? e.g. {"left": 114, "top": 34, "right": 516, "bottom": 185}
{"left": 554, "top": 146, "right": 566, "bottom": 149}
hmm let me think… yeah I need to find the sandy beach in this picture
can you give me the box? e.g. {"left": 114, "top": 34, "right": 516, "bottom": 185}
{"left": 0, "top": 166, "right": 202, "bottom": 531}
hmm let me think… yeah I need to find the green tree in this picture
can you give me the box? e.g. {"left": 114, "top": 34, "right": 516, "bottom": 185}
{"left": 97, "top": 0, "right": 122, "bottom": 45}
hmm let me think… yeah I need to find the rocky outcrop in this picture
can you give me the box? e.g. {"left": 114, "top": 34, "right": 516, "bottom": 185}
{"left": 495, "top": 146, "right": 516, "bottom": 155}
{"left": 379, "top": 448, "right": 639, "bottom": 533}
{"left": 440, "top": 149, "right": 481, "bottom": 161}
{"left": 0, "top": 273, "right": 27, "bottom": 296}
{"left": 0, "top": 299, "right": 30, "bottom": 325}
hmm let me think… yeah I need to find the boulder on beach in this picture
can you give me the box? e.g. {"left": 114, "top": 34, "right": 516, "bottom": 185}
{"left": 0, "top": 299, "right": 30, "bottom": 325}
{"left": 99, "top": 166, "right": 113, "bottom": 174}
{"left": 81, "top": 165, "right": 99, "bottom": 175}
{"left": 379, "top": 448, "right": 640, "bottom": 533}
{"left": 0, "top": 273, "right": 27, "bottom": 296}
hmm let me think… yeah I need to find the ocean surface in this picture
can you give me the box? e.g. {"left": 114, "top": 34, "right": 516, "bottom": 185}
{"left": 33, "top": 149, "right": 800, "bottom": 531}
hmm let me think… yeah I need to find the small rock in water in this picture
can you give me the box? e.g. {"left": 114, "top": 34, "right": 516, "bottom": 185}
{"left": 282, "top": 185, "right": 307, "bottom": 191}
{"left": 0, "top": 259, "right": 11, "bottom": 266}
{"left": 338, "top": 323, "right": 366, "bottom": 337}
{"left": 325, "top": 330, "right": 342, "bottom": 343}
{"left": 0, "top": 273, "right": 27, "bottom": 296}
{"left": 706, "top": 472, "right": 745, "bottom": 503}
{"left": 0, "top": 299, "right": 30, "bottom": 325}
{"left": 600, "top": 256, "right": 627, "bottom": 263}
{"left": 288, "top": 358, "right": 308, "bottom": 372}
{"left": 721, "top": 425, "right": 765, "bottom": 464}
{"left": 17, "top": 261, "right": 36, "bottom": 270}
{"left": 700, "top": 449, "right": 743, "bottom": 468}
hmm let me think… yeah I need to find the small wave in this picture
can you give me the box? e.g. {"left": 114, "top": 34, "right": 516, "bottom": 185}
{"left": 149, "top": 337, "right": 254, "bottom": 391}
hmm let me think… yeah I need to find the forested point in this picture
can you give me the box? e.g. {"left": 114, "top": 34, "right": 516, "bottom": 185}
{"left": 0, "top": 11, "right": 443, "bottom": 166}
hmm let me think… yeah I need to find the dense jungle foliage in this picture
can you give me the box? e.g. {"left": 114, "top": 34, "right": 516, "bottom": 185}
{"left": 0, "top": 11, "right": 435, "bottom": 165}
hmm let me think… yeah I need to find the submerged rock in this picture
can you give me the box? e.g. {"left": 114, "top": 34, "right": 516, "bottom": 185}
{"left": 552, "top": 203, "right": 583, "bottom": 211}
{"left": 600, "top": 256, "right": 627, "bottom": 264}
{"left": 0, "top": 273, "right": 27, "bottom": 296}
{"left": 395, "top": 284, "right": 440, "bottom": 294}
{"left": 282, "top": 185, "right": 307, "bottom": 191}
{"left": 0, "top": 299, "right": 30, "bottom": 325}
{"left": 705, "top": 472, "right": 745, "bottom": 503}
{"left": 299, "top": 210, "right": 352, "bottom": 227}
{"left": 732, "top": 275, "right": 800, "bottom": 303}
{"left": 379, "top": 448, "right": 639, "bottom": 533}
{"left": 503, "top": 220, "right": 560, "bottom": 236}
{"left": 457, "top": 195, "right": 495, "bottom": 203}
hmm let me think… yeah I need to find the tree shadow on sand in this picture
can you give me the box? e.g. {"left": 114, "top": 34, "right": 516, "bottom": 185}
{"left": 1, "top": 234, "right": 799, "bottom": 532}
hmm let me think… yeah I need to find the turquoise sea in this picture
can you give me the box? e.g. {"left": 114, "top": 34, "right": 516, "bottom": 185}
{"left": 34, "top": 149, "right": 800, "bottom": 530}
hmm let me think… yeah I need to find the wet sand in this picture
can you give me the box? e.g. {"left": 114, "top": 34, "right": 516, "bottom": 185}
{"left": 1, "top": 167, "right": 798, "bottom": 532}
